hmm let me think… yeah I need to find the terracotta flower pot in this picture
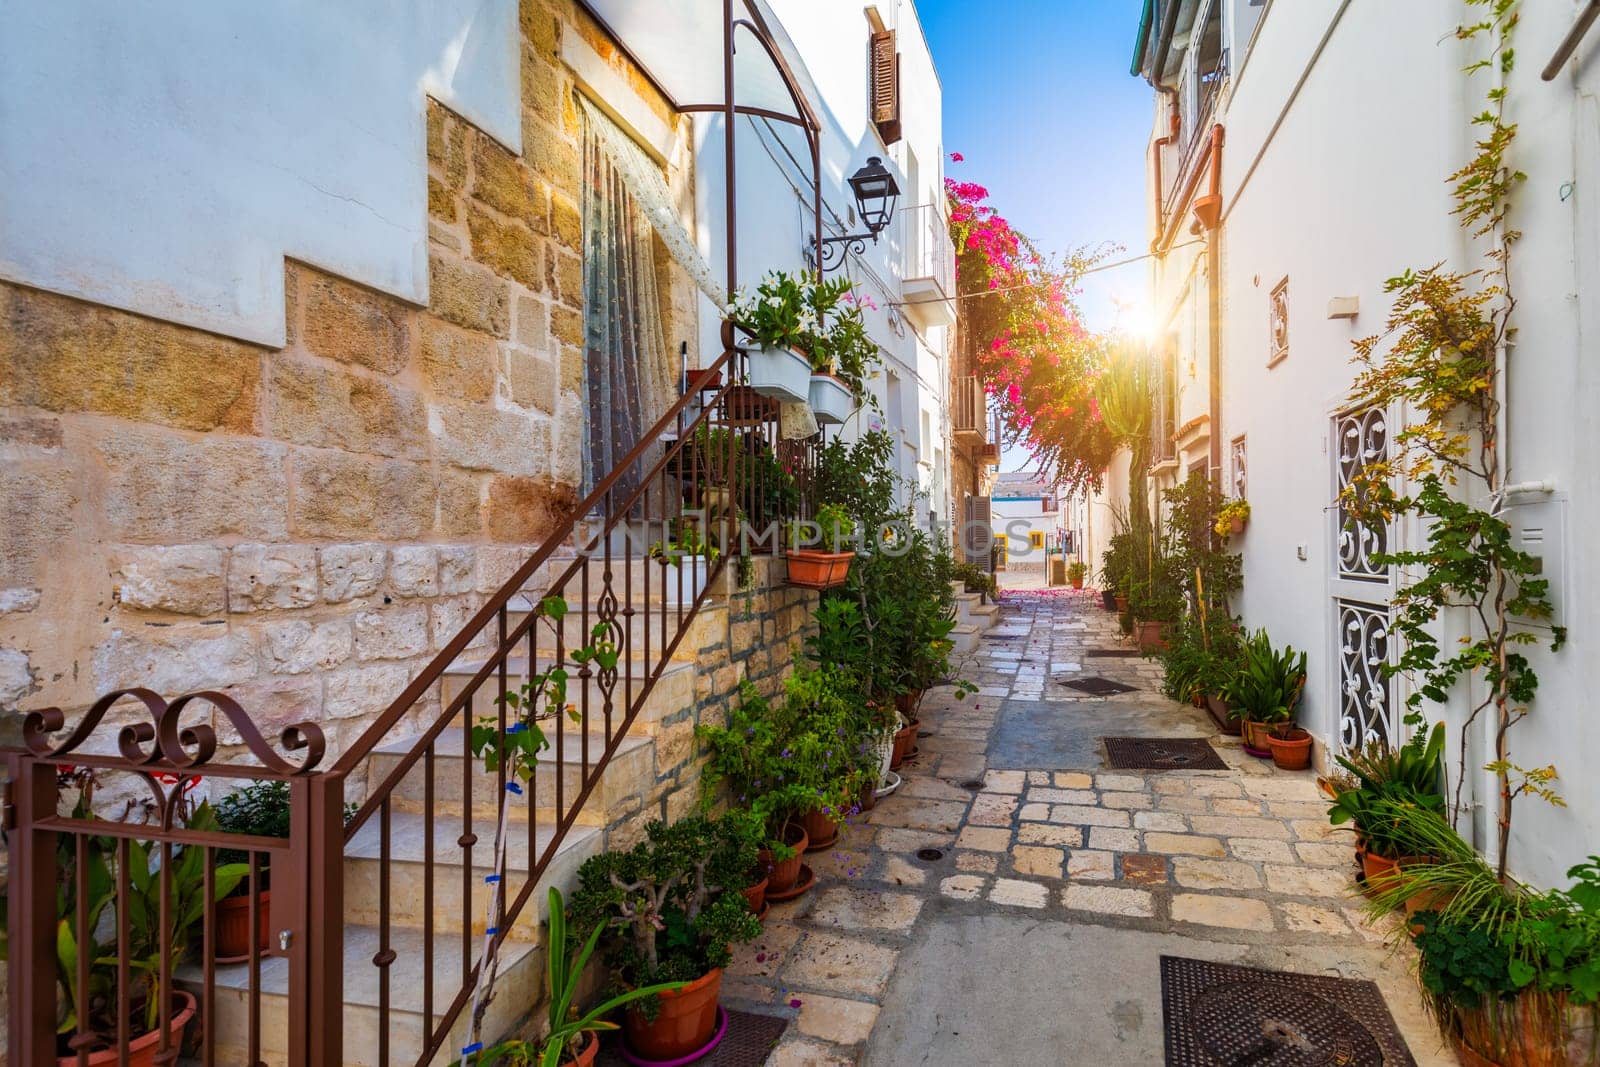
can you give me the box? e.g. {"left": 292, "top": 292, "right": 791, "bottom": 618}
{"left": 216, "top": 885, "right": 272, "bottom": 958}
{"left": 890, "top": 722, "right": 919, "bottom": 770}
{"left": 1241, "top": 719, "right": 1275, "bottom": 757}
{"left": 859, "top": 780, "right": 877, "bottom": 811}
{"left": 686, "top": 367, "right": 724, "bottom": 392}
{"left": 623, "top": 967, "right": 724, "bottom": 1062}
{"left": 800, "top": 807, "right": 842, "bottom": 851}
{"left": 1361, "top": 849, "right": 1403, "bottom": 894}
{"left": 1266, "top": 727, "right": 1313, "bottom": 770}
{"left": 58, "top": 992, "right": 196, "bottom": 1067}
{"left": 893, "top": 690, "right": 924, "bottom": 718}
{"left": 741, "top": 873, "right": 768, "bottom": 918}
{"left": 1070, "top": 577, "right": 1084, "bottom": 589}
{"left": 1229, "top": 515, "right": 1247, "bottom": 535}
{"left": 559, "top": 1029, "right": 601, "bottom": 1067}
{"left": 758, "top": 823, "right": 808, "bottom": 893}
{"left": 1114, "top": 595, "right": 1129, "bottom": 613}
{"left": 785, "top": 550, "right": 854, "bottom": 589}
{"left": 1134, "top": 620, "right": 1170, "bottom": 653}
{"left": 1205, "top": 694, "right": 1242, "bottom": 736}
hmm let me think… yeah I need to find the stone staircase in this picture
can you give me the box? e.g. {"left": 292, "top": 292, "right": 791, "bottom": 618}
{"left": 193, "top": 552, "right": 727, "bottom": 1066}
{"left": 950, "top": 579, "right": 1000, "bottom": 653}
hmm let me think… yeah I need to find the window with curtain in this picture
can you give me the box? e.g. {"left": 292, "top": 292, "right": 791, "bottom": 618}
{"left": 580, "top": 109, "right": 677, "bottom": 504}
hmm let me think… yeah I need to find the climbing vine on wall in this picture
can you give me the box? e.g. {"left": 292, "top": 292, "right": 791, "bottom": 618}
{"left": 945, "top": 163, "right": 1118, "bottom": 493}
{"left": 1342, "top": 0, "right": 1562, "bottom": 880}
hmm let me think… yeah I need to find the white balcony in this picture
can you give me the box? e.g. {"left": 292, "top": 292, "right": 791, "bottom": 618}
{"left": 900, "top": 202, "right": 956, "bottom": 328}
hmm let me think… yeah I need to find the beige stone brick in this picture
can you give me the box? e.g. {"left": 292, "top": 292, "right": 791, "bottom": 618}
{"left": 0, "top": 648, "right": 35, "bottom": 709}
{"left": 796, "top": 994, "right": 879, "bottom": 1046}
{"left": 101, "top": 430, "right": 288, "bottom": 541}
{"left": 1019, "top": 802, "right": 1051, "bottom": 821}
{"left": 1188, "top": 815, "right": 1292, "bottom": 840}
{"left": 227, "top": 544, "right": 318, "bottom": 612}
{"left": 520, "top": 117, "right": 580, "bottom": 196}
{"left": 989, "top": 878, "right": 1049, "bottom": 908}
{"left": 550, "top": 192, "right": 581, "bottom": 253}
{"left": 426, "top": 101, "right": 467, "bottom": 188}
{"left": 214, "top": 674, "right": 323, "bottom": 745}
{"left": 437, "top": 547, "right": 475, "bottom": 594}
{"left": 939, "top": 874, "right": 986, "bottom": 900}
{"left": 300, "top": 272, "right": 410, "bottom": 375}
{"left": 1141, "top": 833, "right": 1228, "bottom": 858}
{"left": 430, "top": 596, "right": 491, "bottom": 654}
{"left": 428, "top": 252, "right": 510, "bottom": 338}
{"left": 325, "top": 662, "right": 413, "bottom": 720}
{"left": 1088, "top": 826, "right": 1140, "bottom": 852}
{"left": 262, "top": 619, "right": 353, "bottom": 675}
{"left": 1095, "top": 774, "right": 1145, "bottom": 791}
{"left": 514, "top": 295, "right": 549, "bottom": 350}
{"left": 1134, "top": 811, "right": 1188, "bottom": 832}
{"left": 472, "top": 136, "right": 545, "bottom": 224}
{"left": 1066, "top": 849, "right": 1114, "bottom": 880}
{"left": 353, "top": 605, "right": 430, "bottom": 661}
{"left": 319, "top": 544, "right": 386, "bottom": 602}
{"left": 1053, "top": 772, "right": 1093, "bottom": 788}
{"left": 1264, "top": 864, "right": 1352, "bottom": 898}
{"left": 427, "top": 175, "right": 455, "bottom": 222}
{"left": 1101, "top": 791, "right": 1153, "bottom": 810}
{"left": 1062, "top": 884, "right": 1154, "bottom": 918}
{"left": 112, "top": 545, "right": 226, "bottom": 615}
{"left": 967, "top": 793, "right": 1017, "bottom": 827}
{"left": 419, "top": 319, "right": 497, "bottom": 402}
{"left": 1295, "top": 841, "right": 1356, "bottom": 867}
{"left": 881, "top": 854, "right": 928, "bottom": 886}
{"left": 468, "top": 205, "right": 543, "bottom": 289}
{"left": 953, "top": 850, "right": 996, "bottom": 873}
{"left": 292, "top": 452, "right": 435, "bottom": 541}
{"left": 1278, "top": 902, "right": 1352, "bottom": 935}
{"left": 1230, "top": 838, "right": 1297, "bottom": 864}
{"left": 485, "top": 475, "right": 576, "bottom": 543}
{"left": 505, "top": 347, "right": 558, "bottom": 413}
{"left": 1211, "top": 797, "right": 1266, "bottom": 817}
{"left": 954, "top": 826, "right": 1011, "bottom": 852}
{"left": 1017, "top": 824, "right": 1083, "bottom": 848}
{"left": 551, "top": 304, "right": 584, "bottom": 349}
{"left": 1049, "top": 804, "right": 1131, "bottom": 828}
{"left": 432, "top": 402, "right": 549, "bottom": 476}
{"left": 92, "top": 625, "right": 257, "bottom": 693}
{"left": 1172, "top": 858, "right": 1262, "bottom": 890}
{"left": 781, "top": 933, "right": 897, "bottom": 998}
{"left": 808, "top": 887, "right": 922, "bottom": 932}
{"left": 767, "top": 1039, "right": 851, "bottom": 1067}
{"left": 267, "top": 357, "right": 426, "bottom": 459}
{"left": 1027, "top": 787, "right": 1095, "bottom": 805}
{"left": 1011, "top": 845, "right": 1064, "bottom": 879}
{"left": 0, "top": 282, "right": 261, "bottom": 433}
{"left": 547, "top": 249, "right": 582, "bottom": 307}
{"left": 388, "top": 546, "right": 439, "bottom": 597}
{"left": 1171, "top": 893, "right": 1274, "bottom": 931}
{"left": 0, "top": 464, "right": 76, "bottom": 587}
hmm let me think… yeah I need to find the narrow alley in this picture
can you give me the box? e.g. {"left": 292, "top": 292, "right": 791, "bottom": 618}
{"left": 727, "top": 588, "right": 1451, "bottom": 1065}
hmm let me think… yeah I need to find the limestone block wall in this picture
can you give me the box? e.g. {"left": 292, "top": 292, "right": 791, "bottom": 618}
{"left": 0, "top": 0, "right": 701, "bottom": 761}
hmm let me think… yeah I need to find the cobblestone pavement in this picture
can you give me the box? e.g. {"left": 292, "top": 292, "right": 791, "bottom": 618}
{"left": 727, "top": 588, "right": 1454, "bottom": 1065}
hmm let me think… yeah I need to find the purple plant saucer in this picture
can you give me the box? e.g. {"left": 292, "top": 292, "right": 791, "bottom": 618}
{"left": 1242, "top": 744, "right": 1273, "bottom": 759}
{"left": 618, "top": 1007, "right": 729, "bottom": 1067}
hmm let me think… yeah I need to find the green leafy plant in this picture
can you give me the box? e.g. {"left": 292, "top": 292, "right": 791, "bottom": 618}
{"left": 649, "top": 526, "right": 721, "bottom": 567}
{"left": 800, "top": 503, "right": 856, "bottom": 554}
{"left": 1226, "top": 630, "right": 1306, "bottom": 729}
{"left": 951, "top": 561, "right": 998, "bottom": 601}
{"left": 567, "top": 816, "right": 762, "bottom": 1017}
{"left": 1326, "top": 723, "right": 1448, "bottom": 859}
{"left": 728, "top": 271, "right": 815, "bottom": 353}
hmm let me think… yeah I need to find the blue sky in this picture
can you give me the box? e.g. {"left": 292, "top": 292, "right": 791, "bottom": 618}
{"left": 919, "top": 0, "right": 1152, "bottom": 334}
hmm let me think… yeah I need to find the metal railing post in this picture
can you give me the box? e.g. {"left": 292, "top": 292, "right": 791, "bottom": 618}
{"left": 299, "top": 772, "right": 347, "bottom": 1067}
{"left": 5, "top": 754, "right": 59, "bottom": 1066}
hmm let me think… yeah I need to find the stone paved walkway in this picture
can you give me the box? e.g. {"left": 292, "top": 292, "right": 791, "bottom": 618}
{"left": 726, "top": 588, "right": 1455, "bottom": 1065}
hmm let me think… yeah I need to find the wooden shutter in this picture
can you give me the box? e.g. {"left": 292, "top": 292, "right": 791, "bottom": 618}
{"left": 963, "top": 495, "right": 993, "bottom": 565}
{"left": 870, "top": 30, "right": 902, "bottom": 145}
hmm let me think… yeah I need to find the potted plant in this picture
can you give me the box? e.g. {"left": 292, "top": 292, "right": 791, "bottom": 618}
{"left": 1129, "top": 575, "right": 1182, "bottom": 653}
{"left": 467, "top": 888, "right": 686, "bottom": 1067}
{"left": 804, "top": 278, "right": 879, "bottom": 425}
{"left": 568, "top": 816, "right": 762, "bottom": 1063}
{"left": 648, "top": 526, "right": 720, "bottom": 605}
{"left": 1325, "top": 724, "right": 1447, "bottom": 891}
{"left": 1227, "top": 629, "right": 1306, "bottom": 759}
{"left": 728, "top": 271, "right": 816, "bottom": 404}
{"left": 1215, "top": 497, "right": 1251, "bottom": 536}
{"left": 785, "top": 503, "right": 856, "bottom": 589}
{"left": 1067, "top": 560, "right": 1087, "bottom": 589}
{"left": 212, "top": 779, "right": 291, "bottom": 959}
{"left": 16, "top": 783, "right": 249, "bottom": 1066}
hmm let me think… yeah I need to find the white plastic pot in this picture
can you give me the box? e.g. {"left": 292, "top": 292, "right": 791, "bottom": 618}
{"left": 655, "top": 555, "right": 711, "bottom": 605}
{"left": 747, "top": 344, "right": 812, "bottom": 404}
{"left": 808, "top": 373, "right": 855, "bottom": 425}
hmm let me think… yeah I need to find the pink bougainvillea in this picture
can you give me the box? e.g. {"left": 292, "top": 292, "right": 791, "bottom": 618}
{"left": 945, "top": 158, "right": 1117, "bottom": 493}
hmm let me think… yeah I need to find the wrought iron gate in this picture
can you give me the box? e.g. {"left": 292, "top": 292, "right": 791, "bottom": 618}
{"left": 1331, "top": 407, "right": 1395, "bottom": 753}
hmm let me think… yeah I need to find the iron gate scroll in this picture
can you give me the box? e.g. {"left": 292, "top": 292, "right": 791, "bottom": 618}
{"left": 1332, "top": 408, "right": 1395, "bottom": 753}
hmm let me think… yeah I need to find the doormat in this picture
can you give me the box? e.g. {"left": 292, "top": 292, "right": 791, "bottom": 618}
{"left": 1103, "top": 737, "right": 1227, "bottom": 770}
{"left": 1085, "top": 648, "right": 1141, "bottom": 658}
{"left": 1161, "top": 956, "right": 1416, "bottom": 1066}
{"left": 1059, "top": 676, "right": 1139, "bottom": 696}
{"left": 598, "top": 1009, "right": 788, "bottom": 1066}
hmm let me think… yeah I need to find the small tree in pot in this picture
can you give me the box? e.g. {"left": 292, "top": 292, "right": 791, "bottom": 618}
{"left": 1227, "top": 630, "right": 1307, "bottom": 760}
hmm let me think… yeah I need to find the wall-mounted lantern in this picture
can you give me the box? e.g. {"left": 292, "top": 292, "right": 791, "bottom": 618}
{"left": 813, "top": 156, "right": 901, "bottom": 272}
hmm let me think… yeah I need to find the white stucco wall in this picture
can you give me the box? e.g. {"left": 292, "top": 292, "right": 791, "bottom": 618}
{"left": 1175, "top": 0, "right": 1600, "bottom": 889}
{"left": 0, "top": 0, "right": 521, "bottom": 347}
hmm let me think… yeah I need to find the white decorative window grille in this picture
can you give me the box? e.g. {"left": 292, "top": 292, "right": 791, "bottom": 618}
{"left": 1335, "top": 408, "right": 1389, "bottom": 582}
{"left": 1338, "top": 599, "right": 1393, "bottom": 751}
{"left": 1268, "top": 277, "right": 1289, "bottom": 365}
{"left": 1230, "top": 435, "right": 1247, "bottom": 499}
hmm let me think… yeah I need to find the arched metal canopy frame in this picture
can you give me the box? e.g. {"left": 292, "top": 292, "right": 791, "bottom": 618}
{"left": 577, "top": 0, "right": 826, "bottom": 301}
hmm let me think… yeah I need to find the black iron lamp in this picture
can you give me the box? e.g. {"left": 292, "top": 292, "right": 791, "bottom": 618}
{"left": 814, "top": 156, "right": 901, "bottom": 271}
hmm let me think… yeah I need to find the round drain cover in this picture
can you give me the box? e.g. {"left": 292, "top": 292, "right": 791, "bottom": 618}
{"left": 915, "top": 847, "right": 946, "bottom": 863}
{"left": 1190, "top": 981, "right": 1382, "bottom": 1065}
{"left": 958, "top": 779, "right": 986, "bottom": 791}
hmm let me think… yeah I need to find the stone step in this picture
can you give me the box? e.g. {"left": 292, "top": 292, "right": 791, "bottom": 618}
{"left": 366, "top": 728, "right": 656, "bottom": 827}
{"left": 440, "top": 656, "right": 697, "bottom": 737}
{"left": 504, "top": 593, "right": 725, "bottom": 662}
{"left": 184, "top": 923, "right": 543, "bottom": 1067}
{"left": 965, "top": 601, "right": 1000, "bottom": 629}
{"left": 951, "top": 623, "right": 981, "bottom": 654}
{"left": 343, "top": 809, "right": 604, "bottom": 940}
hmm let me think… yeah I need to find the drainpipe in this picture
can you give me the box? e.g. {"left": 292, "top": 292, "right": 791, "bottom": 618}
{"left": 1151, "top": 90, "right": 1180, "bottom": 248}
{"left": 1199, "top": 127, "right": 1224, "bottom": 479}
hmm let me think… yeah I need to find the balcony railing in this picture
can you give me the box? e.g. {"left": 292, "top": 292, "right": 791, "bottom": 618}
{"left": 900, "top": 202, "right": 956, "bottom": 328}
{"left": 953, "top": 375, "right": 987, "bottom": 446}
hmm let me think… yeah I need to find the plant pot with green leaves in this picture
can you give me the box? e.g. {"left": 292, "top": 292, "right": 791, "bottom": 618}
{"left": 1227, "top": 629, "right": 1306, "bottom": 759}
{"left": 1215, "top": 497, "right": 1251, "bottom": 537}
{"left": 1326, "top": 723, "right": 1448, "bottom": 893}
{"left": 649, "top": 527, "right": 720, "bottom": 606}
{"left": 11, "top": 777, "right": 249, "bottom": 1066}
{"left": 804, "top": 277, "right": 879, "bottom": 425}
{"left": 1129, "top": 577, "right": 1182, "bottom": 653}
{"left": 568, "top": 815, "right": 762, "bottom": 1063}
{"left": 729, "top": 270, "right": 816, "bottom": 404}
{"left": 786, "top": 503, "right": 856, "bottom": 589}
{"left": 212, "top": 779, "right": 291, "bottom": 959}
{"left": 466, "top": 887, "right": 687, "bottom": 1067}
{"left": 1067, "top": 560, "right": 1087, "bottom": 589}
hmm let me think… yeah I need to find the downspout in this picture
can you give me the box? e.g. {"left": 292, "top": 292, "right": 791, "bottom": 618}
{"left": 1151, "top": 90, "right": 1180, "bottom": 249}
{"left": 1202, "top": 126, "right": 1224, "bottom": 479}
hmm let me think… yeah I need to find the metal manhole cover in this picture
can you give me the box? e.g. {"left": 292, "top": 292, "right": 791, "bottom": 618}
{"left": 1060, "top": 676, "right": 1138, "bottom": 696}
{"left": 1162, "top": 957, "right": 1416, "bottom": 1066}
{"left": 1085, "top": 648, "right": 1141, "bottom": 658}
{"left": 1103, "top": 737, "right": 1228, "bottom": 771}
